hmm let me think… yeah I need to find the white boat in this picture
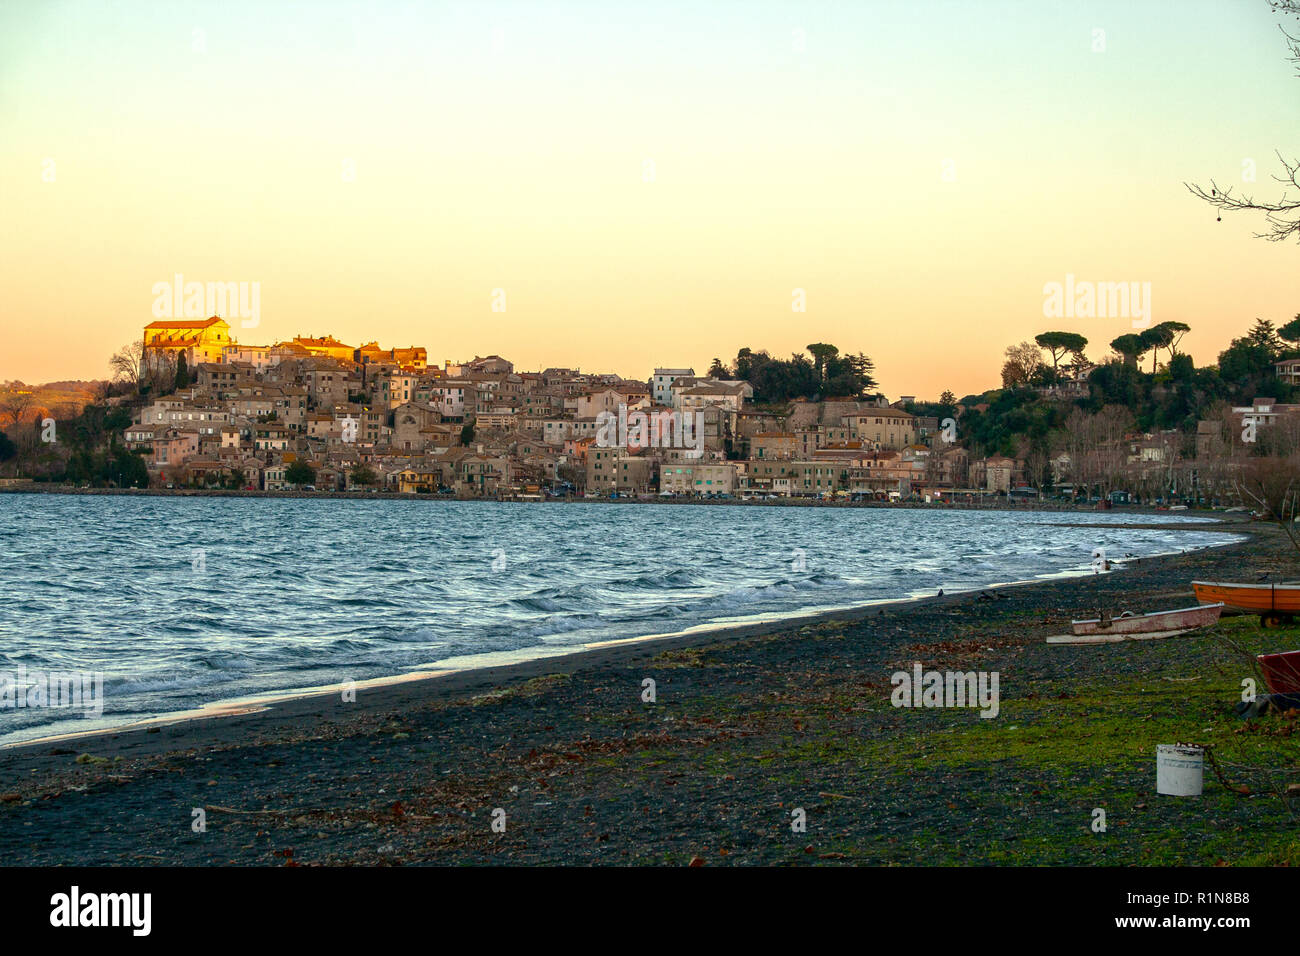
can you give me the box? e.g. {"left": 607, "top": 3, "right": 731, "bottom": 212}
{"left": 1046, "top": 602, "right": 1224, "bottom": 644}
{"left": 1070, "top": 602, "right": 1223, "bottom": 636}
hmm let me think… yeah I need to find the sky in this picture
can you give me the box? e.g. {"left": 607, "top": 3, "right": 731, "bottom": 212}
{"left": 1, "top": 0, "right": 1298, "bottom": 399}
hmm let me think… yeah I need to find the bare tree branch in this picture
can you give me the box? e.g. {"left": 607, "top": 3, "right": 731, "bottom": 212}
{"left": 1273, "top": 1, "right": 1300, "bottom": 74}
{"left": 1186, "top": 3, "right": 1300, "bottom": 240}
{"left": 1186, "top": 152, "right": 1300, "bottom": 243}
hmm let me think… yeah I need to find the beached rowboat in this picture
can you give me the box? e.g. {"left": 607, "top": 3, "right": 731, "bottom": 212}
{"left": 1258, "top": 650, "right": 1300, "bottom": 694}
{"left": 1192, "top": 581, "right": 1300, "bottom": 627}
{"left": 1046, "top": 628, "right": 1213, "bottom": 645}
{"left": 1069, "top": 602, "right": 1223, "bottom": 637}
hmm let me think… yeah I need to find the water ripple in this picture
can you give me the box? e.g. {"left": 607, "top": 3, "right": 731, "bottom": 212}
{"left": 0, "top": 496, "right": 1236, "bottom": 743}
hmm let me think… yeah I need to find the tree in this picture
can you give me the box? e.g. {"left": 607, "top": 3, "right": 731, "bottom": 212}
{"left": 752, "top": 352, "right": 818, "bottom": 401}
{"left": 724, "top": 344, "right": 875, "bottom": 402}
{"left": 0, "top": 389, "right": 36, "bottom": 428}
{"left": 1065, "top": 345, "right": 1094, "bottom": 377}
{"left": 460, "top": 423, "right": 475, "bottom": 445}
{"left": 1235, "top": 456, "right": 1300, "bottom": 556}
{"left": 1139, "top": 325, "right": 1174, "bottom": 373}
{"left": 557, "top": 462, "right": 584, "bottom": 492}
{"left": 1279, "top": 313, "right": 1300, "bottom": 347}
{"left": 1168, "top": 352, "right": 1196, "bottom": 383}
{"left": 733, "top": 348, "right": 764, "bottom": 382}
{"left": 1109, "top": 333, "right": 1147, "bottom": 369}
{"left": 1248, "top": 317, "right": 1283, "bottom": 356}
{"left": 1218, "top": 334, "right": 1281, "bottom": 400}
{"left": 707, "top": 357, "right": 730, "bottom": 379}
{"left": 1158, "top": 321, "right": 1191, "bottom": 356}
{"left": 175, "top": 352, "right": 190, "bottom": 390}
{"left": 107, "top": 451, "right": 149, "bottom": 488}
{"left": 1034, "top": 332, "right": 1088, "bottom": 374}
{"left": 1002, "top": 342, "right": 1042, "bottom": 387}
{"left": 939, "top": 390, "right": 956, "bottom": 407}
{"left": 286, "top": 460, "right": 316, "bottom": 487}
{"left": 806, "top": 343, "right": 839, "bottom": 382}
{"left": 113, "top": 340, "right": 176, "bottom": 394}
{"left": 1060, "top": 405, "right": 1135, "bottom": 498}
{"left": 822, "top": 350, "right": 877, "bottom": 398}
{"left": 1185, "top": 2, "right": 1300, "bottom": 241}
{"left": 109, "top": 341, "right": 145, "bottom": 391}
{"left": 1029, "top": 363, "right": 1061, "bottom": 388}
{"left": 350, "top": 464, "right": 377, "bottom": 486}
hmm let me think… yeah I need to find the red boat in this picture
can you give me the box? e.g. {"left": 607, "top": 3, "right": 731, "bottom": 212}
{"left": 1258, "top": 651, "right": 1300, "bottom": 694}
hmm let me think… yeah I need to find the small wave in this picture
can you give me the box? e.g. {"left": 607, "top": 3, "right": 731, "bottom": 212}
{"left": 377, "top": 628, "right": 446, "bottom": 645}
{"left": 519, "top": 615, "right": 600, "bottom": 640}
{"left": 103, "top": 671, "right": 234, "bottom": 695}
{"left": 615, "top": 568, "right": 705, "bottom": 590}
{"left": 509, "top": 595, "right": 568, "bottom": 613}
{"left": 193, "top": 652, "right": 257, "bottom": 671}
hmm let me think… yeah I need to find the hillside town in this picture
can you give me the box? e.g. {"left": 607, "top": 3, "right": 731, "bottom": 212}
{"left": 126, "top": 316, "right": 935, "bottom": 499}
{"left": 0, "top": 314, "right": 1292, "bottom": 505}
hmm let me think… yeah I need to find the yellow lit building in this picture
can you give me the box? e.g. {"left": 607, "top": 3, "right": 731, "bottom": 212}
{"left": 357, "top": 341, "right": 428, "bottom": 371}
{"left": 293, "top": 335, "right": 354, "bottom": 361}
{"left": 143, "top": 316, "right": 233, "bottom": 368}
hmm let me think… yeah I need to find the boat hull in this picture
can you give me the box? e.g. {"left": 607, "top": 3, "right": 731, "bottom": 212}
{"left": 1070, "top": 603, "right": 1222, "bottom": 636}
{"left": 1048, "top": 627, "right": 1206, "bottom": 645}
{"left": 1258, "top": 651, "right": 1300, "bottom": 694}
{"left": 1192, "top": 581, "right": 1300, "bottom": 613}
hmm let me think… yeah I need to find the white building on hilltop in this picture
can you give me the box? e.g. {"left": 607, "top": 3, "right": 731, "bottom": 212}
{"left": 651, "top": 367, "right": 694, "bottom": 405}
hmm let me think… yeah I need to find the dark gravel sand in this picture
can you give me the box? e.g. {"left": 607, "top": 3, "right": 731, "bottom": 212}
{"left": 4, "top": 516, "right": 1298, "bottom": 866}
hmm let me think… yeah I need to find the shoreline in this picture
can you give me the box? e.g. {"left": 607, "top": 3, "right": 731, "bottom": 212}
{"left": 2, "top": 521, "right": 1292, "bottom": 866}
{"left": 0, "top": 482, "right": 1233, "bottom": 514}
{"left": 0, "top": 521, "right": 1249, "bottom": 755}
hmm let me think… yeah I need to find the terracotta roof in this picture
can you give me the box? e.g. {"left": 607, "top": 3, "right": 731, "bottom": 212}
{"left": 144, "top": 316, "right": 227, "bottom": 330}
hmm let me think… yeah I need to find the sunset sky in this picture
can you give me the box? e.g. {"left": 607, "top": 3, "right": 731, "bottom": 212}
{"left": 1, "top": 0, "right": 1297, "bottom": 398}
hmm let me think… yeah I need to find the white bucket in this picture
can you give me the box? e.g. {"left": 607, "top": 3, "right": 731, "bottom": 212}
{"left": 1156, "top": 744, "right": 1204, "bottom": 796}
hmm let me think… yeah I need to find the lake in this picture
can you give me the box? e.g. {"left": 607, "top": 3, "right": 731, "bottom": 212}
{"left": 0, "top": 496, "right": 1237, "bottom": 744}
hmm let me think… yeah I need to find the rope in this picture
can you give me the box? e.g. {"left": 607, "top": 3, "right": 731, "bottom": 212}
{"left": 1197, "top": 745, "right": 1247, "bottom": 793}
{"left": 1214, "top": 759, "right": 1300, "bottom": 775}
{"left": 1189, "top": 744, "right": 1300, "bottom": 798}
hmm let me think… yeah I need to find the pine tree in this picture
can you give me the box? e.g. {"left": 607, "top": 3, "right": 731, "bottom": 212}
{"left": 1247, "top": 318, "right": 1283, "bottom": 356}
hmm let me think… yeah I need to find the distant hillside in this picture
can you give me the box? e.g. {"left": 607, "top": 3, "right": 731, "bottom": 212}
{"left": 0, "top": 380, "right": 107, "bottom": 425}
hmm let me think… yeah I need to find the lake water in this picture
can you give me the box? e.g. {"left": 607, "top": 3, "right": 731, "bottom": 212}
{"left": 0, "top": 496, "right": 1238, "bottom": 744}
